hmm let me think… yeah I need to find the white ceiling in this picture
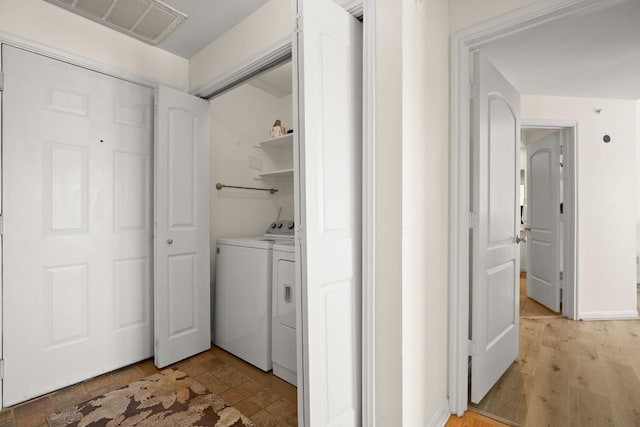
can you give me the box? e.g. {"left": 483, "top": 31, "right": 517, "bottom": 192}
{"left": 155, "top": 0, "right": 271, "bottom": 58}
{"left": 482, "top": 0, "right": 640, "bottom": 100}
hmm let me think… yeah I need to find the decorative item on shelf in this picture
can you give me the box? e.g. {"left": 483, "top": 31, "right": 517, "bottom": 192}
{"left": 270, "top": 119, "right": 287, "bottom": 137}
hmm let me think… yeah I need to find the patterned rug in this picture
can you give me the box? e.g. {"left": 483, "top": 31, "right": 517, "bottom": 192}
{"left": 47, "top": 369, "right": 256, "bottom": 427}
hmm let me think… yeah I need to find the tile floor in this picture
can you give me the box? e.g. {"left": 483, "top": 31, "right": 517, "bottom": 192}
{"left": 0, "top": 346, "right": 297, "bottom": 427}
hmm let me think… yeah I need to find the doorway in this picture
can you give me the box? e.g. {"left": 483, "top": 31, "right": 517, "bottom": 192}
{"left": 519, "top": 124, "right": 577, "bottom": 320}
{"left": 448, "top": 1, "right": 591, "bottom": 415}
{"left": 464, "top": 54, "right": 579, "bottom": 409}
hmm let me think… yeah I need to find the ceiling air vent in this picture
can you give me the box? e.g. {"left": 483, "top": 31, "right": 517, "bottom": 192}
{"left": 45, "top": 0, "right": 187, "bottom": 46}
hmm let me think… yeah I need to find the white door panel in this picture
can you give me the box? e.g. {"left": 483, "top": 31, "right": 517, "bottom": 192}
{"left": 3, "top": 45, "right": 153, "bottom": 405}
{"left": 526, "top": 132, "right": 561, "bottom": 312}
{"left": 471, "top": 52, "right": 521, "bottom": 404}
{"left": 295, "top": 0, "right": 362, "bottom": 424}
{"left": 154, "top": 85, "right": 210, "bottom": 368}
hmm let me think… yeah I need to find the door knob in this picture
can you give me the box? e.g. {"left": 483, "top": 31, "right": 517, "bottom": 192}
{"left": 516, "top": 235, "right": 527, "bottom": 244}
{"left": 167, "top": 239, "right": 173, "bottom": 244}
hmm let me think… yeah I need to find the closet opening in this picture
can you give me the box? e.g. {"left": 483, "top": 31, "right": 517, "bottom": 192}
{"left": 208, "top": 61, "right": 299, "bottom": 397}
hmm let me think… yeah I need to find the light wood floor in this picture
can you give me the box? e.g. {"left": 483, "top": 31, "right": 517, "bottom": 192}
{"left": 520, "top": 277, "right": 560, "bottom": 318}
{"left": 447, "top": 410, "right": 511, "bottom": 426}
{"left": 471, "top": 284, "right": 640, "bottom": 426}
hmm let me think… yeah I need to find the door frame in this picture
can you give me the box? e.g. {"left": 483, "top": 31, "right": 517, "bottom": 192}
{"left": 521, "top": 120, "right": 578, "bottom": 321}
{"left": 448, "top": 0, "right": 613, "bottom": 416}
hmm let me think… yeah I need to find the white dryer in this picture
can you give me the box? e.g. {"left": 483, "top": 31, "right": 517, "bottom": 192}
{"left": 272, "top": 240, "right": 297, "bottom": 385}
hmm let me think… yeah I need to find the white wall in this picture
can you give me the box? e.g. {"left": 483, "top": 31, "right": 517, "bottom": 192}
{"left": 373, "top": 0, "right": 450, "bottom": 425}
{"left": 189, "top": 0, "right": 292, "bottom": 91}
{"left": 401, "top": 0, "right": 450, "bottom": 425}
{"left": 0, "top": 0, "right": 188, "bottom": 90}
{"left": 209, "top": 83, "right": 293, "bottom": 282}
{"left": 374, "top": 0, "right": 404, "bottom": 423}
{"left": 449, "top": 0, "right": 538, "bottom": 33}
{"left": 522, "top": 95, "right": 638, "bottom": 318}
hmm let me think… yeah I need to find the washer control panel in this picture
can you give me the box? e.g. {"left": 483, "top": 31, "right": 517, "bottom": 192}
{"left": 265, "top": 220, "right": 295, "bottom": 237}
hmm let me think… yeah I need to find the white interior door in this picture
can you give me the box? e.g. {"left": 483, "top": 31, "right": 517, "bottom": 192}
{"left": 470, "top": 52, "right": 521, "bottom": 403}
{"left": 526, "top": 132, "right": 561, "bottom": 312}
{"left": 154, "top": 85, "right": 210, "bottom": 368}
{"left": 294, "top": 0, "right": 362, "bottom": 425}
{"left": 3, "top": 45, "right": 154, "bottom": 405}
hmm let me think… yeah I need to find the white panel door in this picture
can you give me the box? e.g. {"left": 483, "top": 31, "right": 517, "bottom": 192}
{"left": 154, "top": 85, "right": 210, "bottom": 368}
{"left": 526, "top": 132, "right": 561, "bottom": 312}
{"left": 294, "top": 0, "right": 362, "bottom": 425}
{"left": 470, "top": 52, "right": 521, "bottom": 403}
{"left": 3, "top": 45, "right": 153, "bottom": 405}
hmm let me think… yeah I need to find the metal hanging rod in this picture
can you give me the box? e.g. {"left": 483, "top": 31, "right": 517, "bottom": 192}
{"left": 215, "top": 183, "right": 278, "bottom": 194}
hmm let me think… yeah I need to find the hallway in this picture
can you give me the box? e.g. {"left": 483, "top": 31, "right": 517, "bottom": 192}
{"left": 471, "top": 288, "right": 640, "bottom": 426}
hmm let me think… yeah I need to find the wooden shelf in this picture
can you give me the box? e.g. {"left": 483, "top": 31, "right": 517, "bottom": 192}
{"left": 257, "top": 168, "right": 294, "bottom": 179}
{"left": 254, "top": 133, "right": 294, "bottom": 148}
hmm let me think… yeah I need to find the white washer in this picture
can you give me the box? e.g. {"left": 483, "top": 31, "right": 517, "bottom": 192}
{"left": 214, "top": 236, "right": 275, "bottom": 371}
{"left": 272, "top": 240, "right": 297, "bottom": 385}
{"left": 214, "top": 220, "right": 295, "bottom": 371}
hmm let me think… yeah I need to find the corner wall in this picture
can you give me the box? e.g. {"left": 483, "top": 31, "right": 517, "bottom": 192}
{"left": 374, "top": 0, "right": 404, "bottom": 423}
{"left": 374, "top": 0, "right": 451, "bottom": 424}
{"left": 0, "top": 0, "right": 188, "bottom": 90}
{"left": 522, "top": 95, "right": 638, "bottom": 318}
{"left": 637, "top": 99, "right": 640, "bottom": 284}
{"left": 401, "top": 0, "right": 450, "bottom": 425}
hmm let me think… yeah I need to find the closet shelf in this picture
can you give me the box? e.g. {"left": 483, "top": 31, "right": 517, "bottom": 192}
{"left": 257, "top": 168, "right": 294, "bottom": 179}
{"left": 254, "top": 133, "right": 294, "bottom": 148}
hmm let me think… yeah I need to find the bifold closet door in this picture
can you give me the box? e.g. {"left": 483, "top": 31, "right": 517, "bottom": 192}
{"left": 295, "top": 0, "right": 363, "bottom": 424}
{"left": 2, "top": 45, "right": 154, "bottom": 405}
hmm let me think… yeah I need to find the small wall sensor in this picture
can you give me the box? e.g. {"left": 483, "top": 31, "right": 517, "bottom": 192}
{"left": 603, "top": 135, "right": 611, "bottom": 143}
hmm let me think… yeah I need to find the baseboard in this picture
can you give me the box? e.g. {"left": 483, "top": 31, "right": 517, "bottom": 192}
{"left": 579, "top": 310, "right": 639, "bottom": 320}
{"left": 427, "top": 399, "right": 451, "bottom": 427}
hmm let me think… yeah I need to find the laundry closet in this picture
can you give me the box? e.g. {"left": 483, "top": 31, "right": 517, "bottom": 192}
{"left": 208, "top": 62, "right": 298, "bottom": 386}
{"left": 0, "top": 0, "right": 363, "bottom": 421}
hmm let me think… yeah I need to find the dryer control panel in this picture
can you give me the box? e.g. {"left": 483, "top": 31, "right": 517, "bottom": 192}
{"left": 265, "top": 220, "right": 295, "bottom": 237}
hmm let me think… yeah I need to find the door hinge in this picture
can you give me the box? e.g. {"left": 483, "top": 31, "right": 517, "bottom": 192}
{"left": 0, "top": 214, "right": 4, "bottom": 235}
{"left": 0, "top": 359, "right": 5, "bottom": 380}
{"left": 468, "top": 340, "right": 474, "bottom": 356}
{"left": 294, "top": 14, "right": 302, "bottom": 34}
{"left": 470, "top": 83, "right": 479, "bottom": 99}
{"left": 296, "top": 224, "right": 304, "bottom": 245}
{"left": 155, "top": 340, "right": 159, "bottom": 350}
{"left": 559, "top": 271, "right": 563, "bottom": 281}
{"left": 0, "top": 71, "right": 4, "bottom": 91}
{"left": 469, "top": 212, "right": 478, "bottom": 229}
